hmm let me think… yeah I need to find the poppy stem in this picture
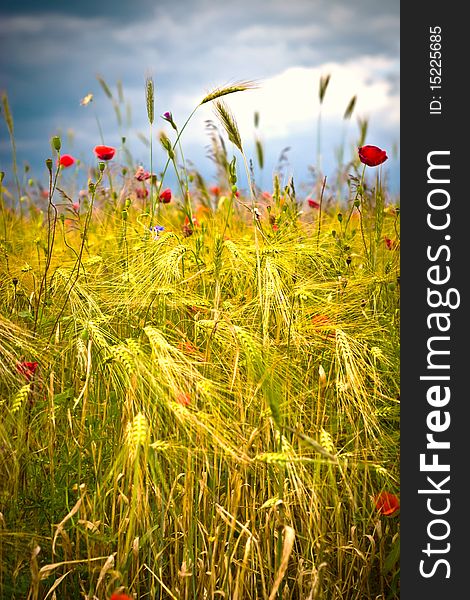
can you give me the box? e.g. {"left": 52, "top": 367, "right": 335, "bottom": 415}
{"left": 34, "top": 157, "right": 62, "bottom": 333}
{"left": 149, "top": 105, "right": 199, "bottom": 229}
{"left": 0, "top": 174, "right": 7, "bottom": 244}
{"left": 149, "top": 121, "right": 153, "bottom": 221}
{"left": 344, "top": 164, "right": 366, "bottom": 235}
{"left": 47, "top": 170, "right": 104, "bottom": 344}
{"left": 358, "top": 204, "right": 370, "bottom": 264}
{"left": 316, "top": 175, "right": 327, "bottom": 249}
{"left": 107, "top": 163, "right": 115, "bottom": 208}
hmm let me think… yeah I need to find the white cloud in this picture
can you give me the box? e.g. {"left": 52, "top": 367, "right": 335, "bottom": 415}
{"left": 170, "top": 57, "right": 399, "bottom": 147}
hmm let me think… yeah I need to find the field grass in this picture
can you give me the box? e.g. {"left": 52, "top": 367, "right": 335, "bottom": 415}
{"left": 0, "top": 81, "right": 400, "bottom": 599}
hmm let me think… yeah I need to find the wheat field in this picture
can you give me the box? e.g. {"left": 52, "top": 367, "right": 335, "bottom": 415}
{"left": 0, "top": 80, "right": 400, "bottom": 600}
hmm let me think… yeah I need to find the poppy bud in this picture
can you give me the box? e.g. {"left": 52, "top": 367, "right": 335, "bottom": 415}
{"left": 88, "top": 182, "right": 95, "bottom": 194}
{"left": 162, "top": 111, "right": 178, "bottom": 131}
{"left": 337, "top": 213, "right": 343, "bottom": 223}
{"left": 98, "top": 161, "right": 106, "bottom": 172}
{"left": 160, "top": 133, "right": 172, "bottom": 152}
{"left": 45, "top": 158, "right": 53, "bottom": 172}
{"left": 52, "top": 136, "right": 61, "bottom": 152}
{"left": 229, "top": 157, "right": 237, "bottom": 184}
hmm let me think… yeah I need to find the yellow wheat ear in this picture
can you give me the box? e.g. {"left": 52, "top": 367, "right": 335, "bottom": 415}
{"left": 200, "top": 80, "right": 258, "bottom": 105}
{"left": 11, "top": 383, "right": 31, "bottom": 413}
{"left": 127, "top": 412, "right": 149, "bottom": 457}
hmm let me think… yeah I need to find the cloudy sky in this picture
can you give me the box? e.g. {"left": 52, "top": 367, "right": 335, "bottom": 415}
{"left": 0, "top": 0, "right": 399, "bottom": 196}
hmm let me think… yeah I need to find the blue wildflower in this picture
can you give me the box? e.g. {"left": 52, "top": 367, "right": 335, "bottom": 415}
{"left": 150, "top": 224, "right": 165, "bottom": 239}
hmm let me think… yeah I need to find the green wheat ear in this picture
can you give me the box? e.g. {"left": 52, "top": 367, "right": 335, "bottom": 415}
{"left": 1, "top": 93, "right": 14, "bottom": 136}
{"left": 214, "top": 101, "right": 243, "bottom": 153}
{"left": 96, "top": 74, "right": 114, "bottom": 99}
{"left": 358, "top": 116, "right": 369, "bottom": 147}
{"left": 145, "top": 77, "right": 155, "bottom": 125}
{"left": 255, "top": 139, "right": 264, "bottom": 170}
{"left": 200, "top": 80, "right": 258, "bottom": 105}
{"left": 319, "top": 74, "right": 331, "bottom": 104}
{"left": 343, "top": 95, "right": 357, "bottom": 120}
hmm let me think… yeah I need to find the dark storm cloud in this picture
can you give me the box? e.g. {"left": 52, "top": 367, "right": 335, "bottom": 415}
{"left": 0, "top": 0, "right": 399, "bottom": 189}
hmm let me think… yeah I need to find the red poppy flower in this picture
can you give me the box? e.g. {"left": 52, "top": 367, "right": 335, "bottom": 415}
{"left": 134, "top": 166, "right": 151, "bottom": 181}
{"left": 176, "top": 392, "right": 191, "bottom": 406}
{"left": 136, "top": 187, "right": 149, "bottom": 199}
{"left": 159, "top": 188, "right": 172, "bottom": 203}
{"left": 311, "top": 315, "right": 335, "bottom": 339}
{"left": 184, "top": 215, "right": 199, "bottom": 228}
{"left": 307, "top": 198, "right": 320, "bottom": 209}
{"left": 312, "top": 314, "right": 331, "bottom": 327}
{"left": 374, "top": 491, "right": 400, "bottom": 516}
{"left": 358, "top": 145, "right": 388, "bottom": 167}
{"left": 110, "top": 594, "right": 133, "bottom": 600}
{"left": 16, "top": 361, "right": 39, "bottom": 381}
{"left": 384, "top": 236, "right": 399, "bottom": 250}
{"left": 178, "top": 340, "right": 196, "bottom": 353}
{"left": 94, "top": 145, "right": 116, "bottom": 161}
{"left": 59, "top": 154, "right": 76, "bottom": 168}
{"left": 209, "top": 185, "right": 221, "bottom": 196}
